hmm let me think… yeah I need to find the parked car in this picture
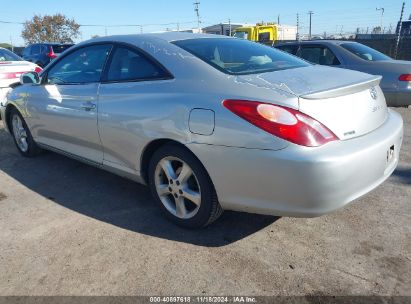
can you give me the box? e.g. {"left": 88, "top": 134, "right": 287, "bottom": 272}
{"left": 0, "top": 47, "right": 42, "bottom": 119}
{"left": 1, "top": 34, "right": 403, "bottom": 228}
{"left": 22, "top": 43, "right": 73, "bottom": 68}
{"left": 275, "top": 40, "right": 411, "bottom": 107}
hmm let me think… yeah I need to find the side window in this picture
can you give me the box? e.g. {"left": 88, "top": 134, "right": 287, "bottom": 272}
{"left": 47, "top": 44, "right": 112, "bottom": 85}
{"left": 41, "top": 45, "right": 49, "bottom": 53}
{"left": 258, "top": 32, "right": 271, "bottom": 43}
{"left": 297, "top": 46, "right": 340, "bottom": 65}
{"left": 106, "top": 46, "right": 168, "bottom": 82}
{"left": 277, "top": 45, "right": 299, "bottom": 55}
{"left": 31, "top": 45, "right": 40, "bottom": 55}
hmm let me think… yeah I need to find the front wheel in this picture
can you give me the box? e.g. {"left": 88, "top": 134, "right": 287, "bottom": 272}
{"left": 9, "top": 109, "right": 41, "bottom": 157}
{"left": 148, "top": 145, "right": 223, "bottom": 228}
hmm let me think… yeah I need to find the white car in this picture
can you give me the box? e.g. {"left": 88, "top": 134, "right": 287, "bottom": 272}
{"left": 0, "top": 48, "right": 42, "bottom": 117}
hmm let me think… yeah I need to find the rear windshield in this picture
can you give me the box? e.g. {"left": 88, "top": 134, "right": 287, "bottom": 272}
{"left": 51, "top": 44, "right": 74, "bottom": 54}
{"left": 173, "top": 38, "right": 309, "bottom": 75}
{"left": 233, "top": 31, "right": 248, "bottom": 40}
{"left": 0, "top": 48, "right": 22, "bottom": 61}
{"left": 341, "top": 43, "right": 391, "bottom": 61}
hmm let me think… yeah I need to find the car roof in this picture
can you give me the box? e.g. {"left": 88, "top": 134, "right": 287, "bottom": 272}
{"left": 26, "top": 42, "right": 74, "bottom": 46}
{"left": 87, "top": 32, "right": 231, "bottom": 45}
{"left": 276, "top": 40, "right": 357, "bottom": 47}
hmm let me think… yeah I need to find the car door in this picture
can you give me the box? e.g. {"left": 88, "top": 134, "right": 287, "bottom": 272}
{"left": 97, "top": 44, "right": 173, "bottom": 172}
{"left": 26, "top": 43, "right": 113, "bottom": 163}
{"left": 22, "top": 46, "right": 31, "bottom": 62}
{"left": 29, "top": 44, "right": 41, "bottom": 63}
{"left": 297, "top": 45, "right": 341, "bottom": 66}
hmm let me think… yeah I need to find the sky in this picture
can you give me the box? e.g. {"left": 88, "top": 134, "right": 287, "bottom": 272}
{"left": 0, "top": 0, "right": 409, "bottom": 46}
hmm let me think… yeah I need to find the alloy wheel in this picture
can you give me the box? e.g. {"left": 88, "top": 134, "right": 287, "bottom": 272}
{"left": 12, "top": 114, "right": 29, "bottom": 153}
{"left": 154, "top": 156, "right": 202, "bottom": 219}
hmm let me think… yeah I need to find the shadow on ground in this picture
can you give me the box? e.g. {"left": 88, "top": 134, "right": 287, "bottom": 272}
{"left": 0, "top": 128, "right": 278, "bottom": 247}
{"left": 392, "top": 167, "right": 411, "bottom": 185}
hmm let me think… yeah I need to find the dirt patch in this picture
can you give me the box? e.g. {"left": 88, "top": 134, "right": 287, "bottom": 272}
{"left": 0, "top": 192, "right": 7, "bottom": 202}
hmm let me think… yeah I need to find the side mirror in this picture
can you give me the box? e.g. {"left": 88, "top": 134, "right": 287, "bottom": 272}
{"left": 20, "top": 72, "right": 40, "bottom": 85}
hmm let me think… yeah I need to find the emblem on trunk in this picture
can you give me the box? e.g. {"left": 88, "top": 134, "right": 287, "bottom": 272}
{"left": 370, "top": 87, "right": 378, "bottom": 100}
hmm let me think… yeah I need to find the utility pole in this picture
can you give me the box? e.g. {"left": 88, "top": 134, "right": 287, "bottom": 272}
{"left": 376, "top": 7, "right": 385, "bottom": 33}
{"left": 194, "top": 1, "right": 201, "bottom": 32}
{"left": 394, "top": 2, "right": 405, "bottom": 59}
{"left": 308, "top": 11, "right": 314, "bottom": 40}
{"left": 296, "top": 13, "right": 299, "bottom": 40}
{"left": 9, "top": 36, "right": 13, "bottom": 52}
{"left": 277, "top": 15, "right": 280, "bottom": 25}
{"left": 228, "top": 19, "right": 232, "bottom": 36}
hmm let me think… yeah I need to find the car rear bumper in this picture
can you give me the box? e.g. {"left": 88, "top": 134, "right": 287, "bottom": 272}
{"left": 188, "top": 109, "right": 404, "bottom": 217}
{"left": 384, "top": 89, "right": 411, "bottom": 107}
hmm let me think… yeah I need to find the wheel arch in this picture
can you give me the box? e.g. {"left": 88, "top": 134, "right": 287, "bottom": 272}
{"left": 140, "top": 138, "right": 214, "bottom": 188}
{"left": 4, "top": 103, "right": 20, "bottom": 132}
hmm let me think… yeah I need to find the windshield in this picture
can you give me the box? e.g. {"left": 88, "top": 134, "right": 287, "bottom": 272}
{"left": 341, "top": 43, "right": 391, "bottom": 61}
{"left": 0, "top": 48, "right": 22, "bottom": 62}
{"left": 173, "top": 38, "right": 309, "bottom": 75}
{"left": 233, "top": 31, "right": 248, "bottom": 40}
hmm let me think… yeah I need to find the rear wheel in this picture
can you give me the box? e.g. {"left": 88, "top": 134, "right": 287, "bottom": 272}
{"left": 148, "top": 145, "right": 223, "bottom": 228}
{"left": 9, "top": 109, "right": 41, "bottom": 157}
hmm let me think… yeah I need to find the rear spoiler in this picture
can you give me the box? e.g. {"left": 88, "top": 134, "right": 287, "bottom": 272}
{"left": 300, "top": 76, "right": 382, "bottom": 100}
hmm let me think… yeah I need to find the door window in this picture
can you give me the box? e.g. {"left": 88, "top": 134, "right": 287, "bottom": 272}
{"left": 47, "top": 44, "right": 112, "bottom": 84}
{"left": 258, "top": 32, "right": 271, "bottom": 43}
{"left": 106, "top": 46, "right": 168, "bottom": 82}
{"left": 297, "top": 46, "right": 340, "bottom": 65}
{"left": 277, "top": 45, "right": 299, "bottom": 55}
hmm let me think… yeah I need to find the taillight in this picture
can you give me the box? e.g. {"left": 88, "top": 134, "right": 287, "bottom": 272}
{"left": 399, "top": 74, "right": 411, "bottom": 81}
{"left": 0, "top": 72, "right": 30, "bottom": 79}
{"left": 47, "top": 46, "right": 57, "bottom": 59}
{"left": 223, "top": 100, "right": 338, "bottom": 147}
{"left": 34, "top": 66, "right": 43, "bottom": 73}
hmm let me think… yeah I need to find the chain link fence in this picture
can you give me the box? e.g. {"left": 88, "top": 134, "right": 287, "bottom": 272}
{"left": 353, "top": 38, "right": 411, "bottom": 60}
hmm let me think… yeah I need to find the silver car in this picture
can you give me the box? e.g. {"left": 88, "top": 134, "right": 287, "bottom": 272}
{"left": 276, "top": 40, "right": 411, "bottom": 107}
{"left": 0, "top": 33, "right": 404, "bottom": 228}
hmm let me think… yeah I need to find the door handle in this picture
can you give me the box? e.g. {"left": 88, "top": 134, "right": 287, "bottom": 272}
{"left": 81, "top": 102, "right": 96, "bottom": 111}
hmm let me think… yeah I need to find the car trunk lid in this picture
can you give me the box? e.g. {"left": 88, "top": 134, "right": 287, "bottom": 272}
{"left": 237, "top": 65, "right": 388, "bottom": 140}
{"left": 0, "top": 61, "right": 35, "bottom": 87}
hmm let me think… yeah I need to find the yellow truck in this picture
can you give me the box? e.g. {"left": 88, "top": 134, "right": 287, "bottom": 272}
{"left": 233, "top": 23, "right": 297, "bottom": 44}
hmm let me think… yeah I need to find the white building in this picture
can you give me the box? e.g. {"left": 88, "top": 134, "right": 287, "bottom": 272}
{"left": 202, "top": 23, "right": 245, "bottom": 36}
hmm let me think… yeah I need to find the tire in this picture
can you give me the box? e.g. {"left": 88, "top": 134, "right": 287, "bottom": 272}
{"left": 9, "top": 108, "right": 42, "bottom": 157}
{"left": 148, "top": 144, "right": 223, "bottom": 228}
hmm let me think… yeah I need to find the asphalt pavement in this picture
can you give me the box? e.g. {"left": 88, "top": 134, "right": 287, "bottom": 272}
{"left": 0, "top": 108, "right": 410, "bottom": 296}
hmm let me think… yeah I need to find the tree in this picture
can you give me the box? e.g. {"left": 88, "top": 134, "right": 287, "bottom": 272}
{"left": 0, "top": 43, "right": 12, "bottom": 49}
{"left": 22, "top": 14, "right": 80, "bottom": 44}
